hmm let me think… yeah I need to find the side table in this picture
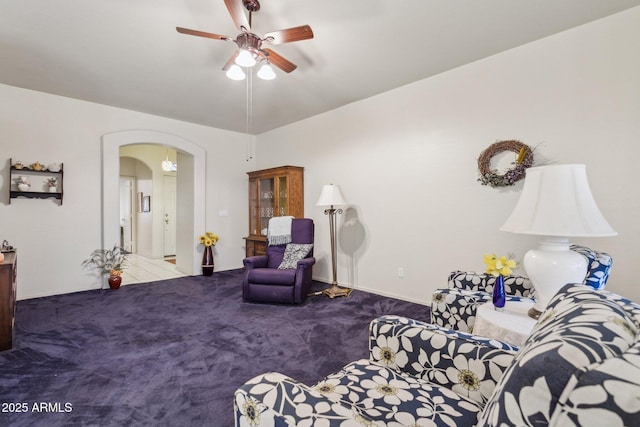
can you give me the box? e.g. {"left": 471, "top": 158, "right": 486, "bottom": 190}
{"left": 473, "top": 300, "right": 537, "bottom": 346}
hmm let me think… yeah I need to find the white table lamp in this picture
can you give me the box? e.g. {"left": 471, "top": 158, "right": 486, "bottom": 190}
{"left": 316, "top": 184, "right": 351, "bottom": 298}
{"left": 500, "top": 164, "right": 616, "bottom": 318}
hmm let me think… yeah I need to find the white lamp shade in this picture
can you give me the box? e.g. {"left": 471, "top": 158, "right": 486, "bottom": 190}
{"left": 316, "top": 184, "right": 347, "bottom": 206}
{"left": 500, "top": 164, "right": 616, "bottom": 237}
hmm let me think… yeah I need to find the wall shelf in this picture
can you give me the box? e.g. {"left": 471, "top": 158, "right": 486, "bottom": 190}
{"left": 8, "top": 158, "right": 64, "bottom": 205}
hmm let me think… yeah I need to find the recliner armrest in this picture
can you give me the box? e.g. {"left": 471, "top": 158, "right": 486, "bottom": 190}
{"left": 243, "top": 255, "right": 268, "bottom": 270}
{"left": 369, "top": 315, "right": 518, "bottom": 406}
{"left": 296, "top": 257, "right": 315, "bottom": 270}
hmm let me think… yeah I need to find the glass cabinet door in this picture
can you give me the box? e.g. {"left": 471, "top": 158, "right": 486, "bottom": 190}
{"left": 278, "top": 176, "right": 288, "bottom": 216}
{"left": 249, "top": 179, "right": 258, "bottom": 235}
{"left": 259, "top": 178, "right": 275, "bottom": 236}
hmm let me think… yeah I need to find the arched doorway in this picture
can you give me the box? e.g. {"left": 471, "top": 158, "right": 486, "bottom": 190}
{"left": 102, "top": 130, "right": 206, "bottom": 275}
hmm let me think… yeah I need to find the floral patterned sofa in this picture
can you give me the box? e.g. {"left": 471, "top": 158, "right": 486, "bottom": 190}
{"left": 430, "top": 245, "right": 613, "bottom": 333}
{"left": 234, "top": 283, "right": 639, "bottom": 426}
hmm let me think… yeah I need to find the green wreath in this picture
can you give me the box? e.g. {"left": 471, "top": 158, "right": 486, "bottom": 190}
{"left": 477, "top": 140, "right": 533, "bottom": 188}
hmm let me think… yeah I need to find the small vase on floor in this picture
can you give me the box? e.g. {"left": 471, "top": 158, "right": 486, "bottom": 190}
{"left": 202, "top": 246, "right": 214, "bottom": 276}
{"left": 493, "top": 275, "right": 506, "bottom": 311}
{"left": 108, "top": 274, "right": 122, "bottom": 290}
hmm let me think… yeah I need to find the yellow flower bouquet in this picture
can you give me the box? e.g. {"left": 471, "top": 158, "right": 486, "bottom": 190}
{"left": 483, "top": 253, "right": 517, "bottom": 310}
{"left": 483, "top": 253, "right": 517, "bottom": 277}
{"left": 199, "top": 232, "right": 219, "bottom": 247}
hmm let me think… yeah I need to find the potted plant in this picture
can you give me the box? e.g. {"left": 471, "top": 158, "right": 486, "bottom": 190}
{"left": 81, "top": 244, "right": 128, "bottom": 289}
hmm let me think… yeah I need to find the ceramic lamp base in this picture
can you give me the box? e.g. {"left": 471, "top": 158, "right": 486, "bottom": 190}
{"left": 524, "top": 237, "right": 587, "bottom": 318}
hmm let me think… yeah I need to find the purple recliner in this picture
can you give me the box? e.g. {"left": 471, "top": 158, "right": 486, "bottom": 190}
{"left": 242, "top": 218, "right": 315, "bottom": 304}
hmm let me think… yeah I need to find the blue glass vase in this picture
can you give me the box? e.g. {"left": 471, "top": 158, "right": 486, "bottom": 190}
{"left": 493, "top": 275, "right": 506, "bottom": 311}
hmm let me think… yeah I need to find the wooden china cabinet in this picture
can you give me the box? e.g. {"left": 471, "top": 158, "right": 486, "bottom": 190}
{"left": 244, "top": 166, "right": 304, "bottom": 257}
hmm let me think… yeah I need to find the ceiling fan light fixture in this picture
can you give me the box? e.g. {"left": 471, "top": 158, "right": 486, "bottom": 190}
{"left": 235, "top": 49, "right": 257, "bottom": 67}
{"left": 257, "top": 63, "right": 276, "bottom": 80}
{"left": 226, "top": 64, "right": 246, "bottom": 80}
{"left": 177, "top": 1, "right": 314, "bottom": 78}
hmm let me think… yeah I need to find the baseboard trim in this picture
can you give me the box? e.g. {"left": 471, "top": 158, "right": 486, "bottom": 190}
{"left": 312, "top": 276, "right": 429, "bottom": 306}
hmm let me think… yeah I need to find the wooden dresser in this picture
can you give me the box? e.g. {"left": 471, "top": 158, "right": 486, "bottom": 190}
{"left": 0, "top": 251, "right": 17, "bottom": 351}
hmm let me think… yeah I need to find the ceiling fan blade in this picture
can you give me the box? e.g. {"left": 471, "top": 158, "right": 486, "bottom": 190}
{"left": 222, "top": 51, "right": 240, "bottom": 71}
{"left": 176, "top": 27, "right": 232, "bottom": 41}
{"left": 263, "top": 25, "right": 314, "bottom": 44}
{"left": 224, "top": 0, "right": 250, "bottom": 31}
{"left": 263, "top": 48, "right": 297, "bottom": 73}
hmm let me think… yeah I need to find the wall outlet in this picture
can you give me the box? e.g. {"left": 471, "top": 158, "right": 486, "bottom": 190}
{"left": 397, "top": 267, "right": 405, "bottom": 278}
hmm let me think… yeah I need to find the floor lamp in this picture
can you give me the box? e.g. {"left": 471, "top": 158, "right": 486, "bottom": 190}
{"left": 500, "top": 164, "right": 616, "bottom": 319}
{"left": 316, "top": 184, "right": 352, "bottom": 298}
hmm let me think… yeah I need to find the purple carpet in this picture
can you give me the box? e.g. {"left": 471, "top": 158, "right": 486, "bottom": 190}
{"left": 0, "top": 269, "right": 429, "bottom": 426}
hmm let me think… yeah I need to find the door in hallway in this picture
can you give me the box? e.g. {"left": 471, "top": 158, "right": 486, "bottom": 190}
{"left": 163, "top": 175, "right": 177, "bottom": 257}
{"left": 119, "top": 177, "right": 135, "bottom": 252}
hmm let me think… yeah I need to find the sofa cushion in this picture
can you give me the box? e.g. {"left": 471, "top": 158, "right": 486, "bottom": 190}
{"left": 265, "top": 245, "right": 286, "bottom": 269}
{"left": 448, "top": 270, "right": 535, "bottom": 297}
{"left": 570, "top": 244, "right": 613, "bottom": 290}
{"left": 277, "top": 243, "right": 313, "bottom": 269}
{"left": 431, "top": 288, "right": 534, "bottom": 333}
{"left": 481, "top": 283, "right": 640, "bottom": 426}
{"left": 314, "top": 359, "right": 483, "bottom": 426}
{"left": 247, "top": 268, "right": 296, "bottom": 286}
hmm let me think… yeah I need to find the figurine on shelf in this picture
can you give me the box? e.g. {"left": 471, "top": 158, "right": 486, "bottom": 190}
{"left": 16, "top": 176, "right": 30, "bottom": 192}
{"left": 30, "top": 161, "right": 44, "bottom": 171}
{"left": 47, "top": 163, "right": 61, "bottom": 172}
{"left": 46, "top": 177, "right": 58, "bottom": 192}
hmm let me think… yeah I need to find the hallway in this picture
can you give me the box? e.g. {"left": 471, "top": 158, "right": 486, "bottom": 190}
{"left": 121, "top": 253, "right": 189, "bottom": 286}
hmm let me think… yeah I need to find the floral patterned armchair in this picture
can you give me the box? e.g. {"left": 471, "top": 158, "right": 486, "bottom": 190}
{"left": 431, "top": 244, "right": 613, "bottom": 333}
{"left": 234, "top": 283, "right": 640, "bottom": 426}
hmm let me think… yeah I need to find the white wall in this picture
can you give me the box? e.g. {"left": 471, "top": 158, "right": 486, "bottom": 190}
{"left": 255, "top": 7, "right": 640, "bottom": 303}
{"left": 0, "top": 85, "right": 252, "bottom": 300}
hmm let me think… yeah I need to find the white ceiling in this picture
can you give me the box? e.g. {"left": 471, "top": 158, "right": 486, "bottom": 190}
{"left": 2, "top": 0, "right": 639, "bottom": 134}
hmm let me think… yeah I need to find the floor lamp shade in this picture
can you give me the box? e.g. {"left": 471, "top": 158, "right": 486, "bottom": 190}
{"left": 316, "top": 184, "right": 347, "bottom": 207}
{"left": 500, "top": 164, "right": 616, "bottom": 318}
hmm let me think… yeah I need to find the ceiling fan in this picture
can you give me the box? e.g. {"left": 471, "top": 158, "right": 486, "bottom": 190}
{"left": 176, "top": 0, "right": 314, "bottom": 81}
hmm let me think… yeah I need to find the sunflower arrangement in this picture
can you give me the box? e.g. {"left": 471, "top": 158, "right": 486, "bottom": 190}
{"left": 483, "top": 253, "right": 517, "bottom": 277}
{"left": 199, "top": 232, "right": 219, "bottom": 247}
